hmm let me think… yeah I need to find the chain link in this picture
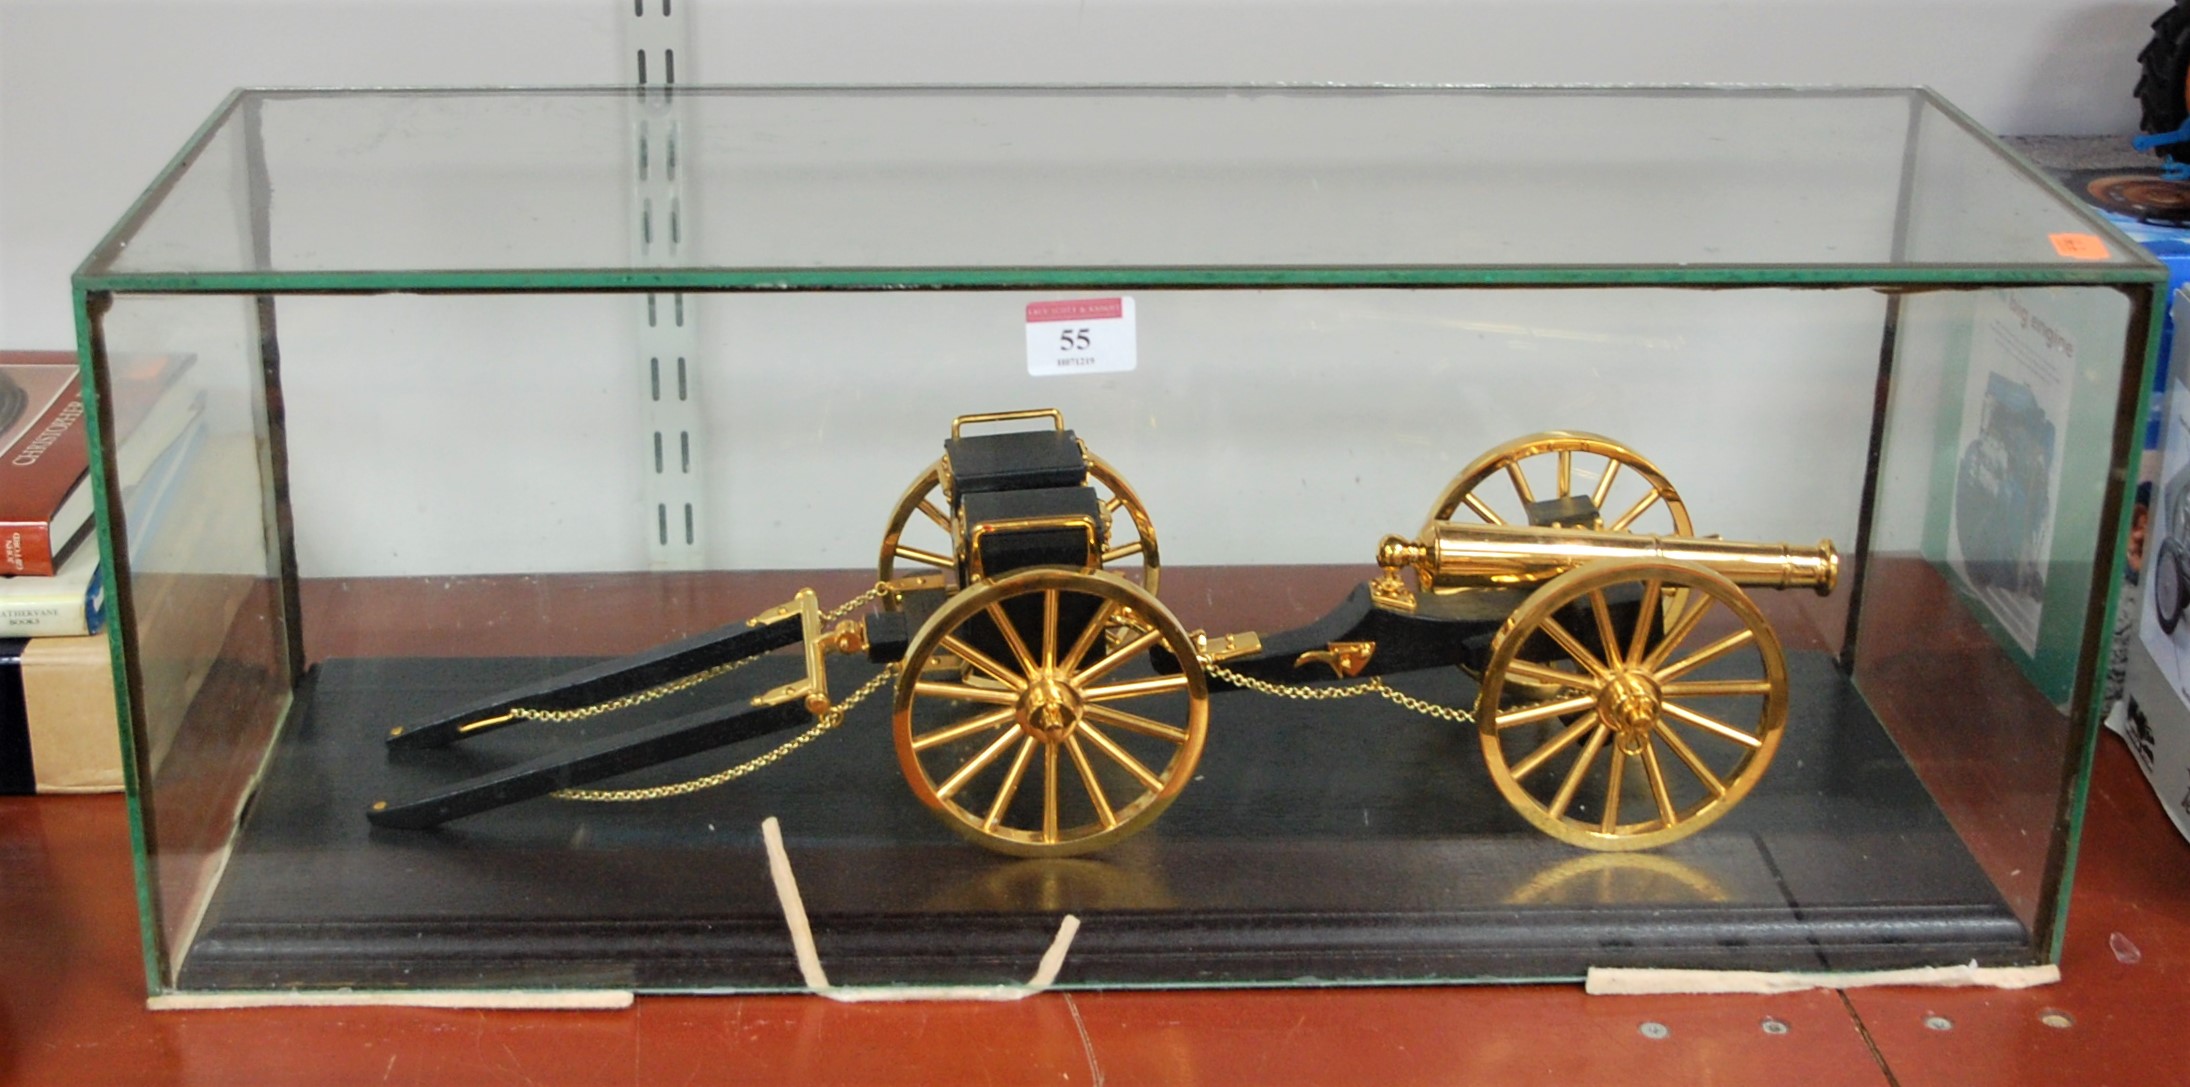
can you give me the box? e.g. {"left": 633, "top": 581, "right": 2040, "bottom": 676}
{"left": 553, "top": 664, "right": 900, "bottom": 802}
{"left": 487, "top": 583, "right": 902, "bottom": 802}
{"left": 1368, "top": 682, "right": 1480, "bottom": 725}
{"left": 1203, "top": 660, "right": 1479, "bottom": 725}
{"left": 501, "top": 652, "right": 763, "bottom": 724}
{"left": 498, "top": 583, "right": 890, "bottom": 726}
{"left": 824, "top": 581, "right": 891, "bottom": 624}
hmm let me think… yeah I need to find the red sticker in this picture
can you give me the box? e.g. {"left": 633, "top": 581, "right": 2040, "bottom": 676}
{"left": 1026, "top": 298, "right": 1124, "bottom": 323}
{"left": 2049, "top": 233, "right": 2110, "bottom": 261}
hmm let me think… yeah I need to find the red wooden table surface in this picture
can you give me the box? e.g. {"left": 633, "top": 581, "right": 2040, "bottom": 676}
{"left": 2, "top": 738, "right": 2183, "bottom": 1086}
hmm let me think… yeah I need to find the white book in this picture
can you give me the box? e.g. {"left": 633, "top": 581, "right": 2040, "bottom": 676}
{"left": 0, "top": 533, "right": 102, "bottom": 637}
{"left": 40, "top": 385, "right": 206, "bottom": 561}
{"left": 0, "top": 416, "right": 207, "bottom": 638}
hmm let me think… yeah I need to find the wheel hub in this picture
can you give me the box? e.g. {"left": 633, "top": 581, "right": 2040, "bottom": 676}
{"left": 1016, "top": 674, "right": 1083, "bottom": 743}
{"left": 1598, "top": 669, "right": 1662, "bottom": 748}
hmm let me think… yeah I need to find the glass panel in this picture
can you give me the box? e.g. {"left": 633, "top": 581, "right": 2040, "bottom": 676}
{"left": 1859, "top": 284, "right": 2141, "bottom": 930}
{"left": 87, "top": 88, "right": 2144, "bottom": 283}
{"left": 1900, "top": 103, "right": 2134, "bottom": 268}
{"left": 149, "top": 283, "right": 2076, "bottom": 992}
{"left": 74, "top": 85, "right": 2158, "bottom": 993}
{"left": 271, "top": 287, "right": 1879, "bottom": 580}
{"left": 98, "top": 293, "right": 293, "bottom": 980}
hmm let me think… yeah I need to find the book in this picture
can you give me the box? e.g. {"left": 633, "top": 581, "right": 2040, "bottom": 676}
{"left": 0, "top": 360, "right": 84, "bottom": 576}
{"left": 39, "top": 382, "right": 205, "bottom": 569}
{"left": 0, "top": 416, "right": 207, "bottom": 637}
{"left": 0, "top": 524, "right": 105, "bottom": 638}
{"left": 0, "top": 634, "right": 121, "bottom": 795}
{"left": 0, "top": 352, "right": 195, "bottom": 576}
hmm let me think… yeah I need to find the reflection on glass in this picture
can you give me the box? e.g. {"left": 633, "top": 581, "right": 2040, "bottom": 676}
{"left": 100, "top": 295, "right": 293, "bottom": 978}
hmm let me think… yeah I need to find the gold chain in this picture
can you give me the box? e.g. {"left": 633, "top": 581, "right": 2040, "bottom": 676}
{"left": 1369, "top": 682, "right": 1480, "bottom": 725}
{"left": 553, "top": 664, "right": 900, "bottom": 802}
{"left": 1203, "top": 660, "right": 1478, "bottom": 725}
{"left": 503, "top": 653, "right": 764, "bottom": 724}
{"left": 500, "top": 582, "right": 890, "bottom": 726}
{"left": 824, "top": 581, "right": 890, "bottom": 624}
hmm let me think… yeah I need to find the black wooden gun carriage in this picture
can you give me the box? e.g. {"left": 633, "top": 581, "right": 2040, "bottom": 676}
{"left": 371, "top": 410, "right": 1837, "bottom": 856}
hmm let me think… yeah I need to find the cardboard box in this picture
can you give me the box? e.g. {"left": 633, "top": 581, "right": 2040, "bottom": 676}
{"left": 2114, "top": 286, "right": 2190, "bottom": 841}
{"left": 0, "top": 634, "right": 121, "bottom": 794}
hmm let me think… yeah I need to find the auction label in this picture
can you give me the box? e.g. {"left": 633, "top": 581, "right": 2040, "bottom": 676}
{"left": 2047, "top": 233, "right": 2109, "bottom": 261}
{"left": 1026, "top": 297, "right": 1136, "bottom": 376}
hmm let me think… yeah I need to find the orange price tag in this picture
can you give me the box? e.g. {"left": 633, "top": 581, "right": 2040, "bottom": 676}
{"left": 2049, "top": 233, "right": 2110, "bottom": 261}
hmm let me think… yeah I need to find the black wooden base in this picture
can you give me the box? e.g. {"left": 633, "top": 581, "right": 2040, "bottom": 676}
{"left": 176, "top": 651, "right": 2025, "bottom": 992}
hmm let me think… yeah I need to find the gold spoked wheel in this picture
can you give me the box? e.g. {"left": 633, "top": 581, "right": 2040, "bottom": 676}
{"left": 877, "top": 459, "right": 957, "bottom": 586}
{"left": 1426, "top": 431, "right": 1693, "bottom": 539}
{"left": 1083, "top": 450, "right": 1162, "bottom": 593}
{"left": 893, "top": 568, "right": 1208, "bottom": 857}
{"left": 1476, "top": 559, "right": 1786, "bottom": 851}
{"left": 876, "top": 454, "right": 1162, "bottom": 595}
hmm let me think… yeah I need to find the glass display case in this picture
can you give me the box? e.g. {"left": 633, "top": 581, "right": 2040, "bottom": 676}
{"left": 72, "top": 86, "right": 2161, "bottom": 997}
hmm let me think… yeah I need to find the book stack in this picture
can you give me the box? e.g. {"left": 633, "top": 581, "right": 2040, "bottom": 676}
{"left": 0, "top": 351, "right": 204, "bottom": 794}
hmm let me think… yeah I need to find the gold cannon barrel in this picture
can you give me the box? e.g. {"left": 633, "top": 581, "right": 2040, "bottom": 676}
{"left": 1379, "top": 522, "right": 1839, "bottom": 596}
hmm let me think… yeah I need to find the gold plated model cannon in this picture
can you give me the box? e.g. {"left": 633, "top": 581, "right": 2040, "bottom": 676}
{"left": 1367, "top": 520, "right": 1836, "bottom": 850}
{"left": 374, "top": 417, "right": 1839, "bottom": 858}
{"left": 884, "top": 422, "right": 1840, "bottom": 855}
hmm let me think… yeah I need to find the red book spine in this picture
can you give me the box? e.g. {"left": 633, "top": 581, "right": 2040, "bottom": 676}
{"left": 0, "top": 390, "right": 89, "bottom": 577}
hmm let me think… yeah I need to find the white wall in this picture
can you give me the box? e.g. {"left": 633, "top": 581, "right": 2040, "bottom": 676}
{"left": 0, "top": 0, "right": 2169, "bottom": 349}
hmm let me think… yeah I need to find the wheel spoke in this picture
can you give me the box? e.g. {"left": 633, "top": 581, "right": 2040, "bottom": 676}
{"left": 1539, "top": 617, "right": 1611, "bottom": 678}
{"left": 983, "top": 738, "right": 1039, "bottom": 831}
{"left": 1462, "top": 492, "right": 1508, "bottom": 525}
{"left": 916, "top": 498, "right": 951, "bottom": 531}
{"left": 1082, "top": 702, "right": 1190, "bottom": 744}
{"left": 1500, "top": 659, "right": 1602, "bottom": 693}
{"left": 1041, "top": 590, "right": 1059, "bottom": 671}
{"left": 1589, "top": 589, "right": 1623, "bottom": 668}
{"left": 1549, "top": 725, "right": 1608, "bottom": 819}
{"left": 1601, "top": 747, "right": 1626, "bottom": 832}
{"left": 1640, "top": 594, "right": 1715, "bottom": 672}
{"left": 1103, "top": 540, "right": 1144, "bottom": 563}
{"left": 1626, "top": 578, "right": 1661, "bottom": 664}
{"left": 910, "top": 680, "right": 1019, "bottom": 707}
{"left": 1059, "top": 599, "right": 1117, "bottom": 675}
{"left": 1659, "top": 678, "right": 1773, "bottom": 698}
{"left": 1066, "top": 736, "right": 1117, "bottom": 829}
{"left": 895, "top": 543, "right": 953, "bottom": 569}
{"left": 1083, "top": 673, "right": 1190, "bottom": 702}
{"left": 987, "top": 603, "right": 1040, "bottom": 676}
{"left": 1589, "top": 459, "right": 1622, "bottom": 512}
{"left": 1662, "top": 701, "right": 1764, "bottom": 749}
{"left": 1510, "top": 711, "right": 1601, "bottom": 780}
{"left": 1557, "top": 450, "right": 1573, "bottom": 497}
{"left": 1654, "top": 630, "right": 1757, "bottom": 684}
{"left": 1505, "top": 460, "right": 1537, "bottom": 505}
{"left": 911, "top": 706, "right": 1016, "bottom": 751}
{"left": 1655, "top": 722, "right": 1726, "bottom": 798}
{"left": 1641, "top": 740, "right": 1677, "bottom": 828}
{"left": 937, "top": 728, "right": 1024, "bottom": 800}
{"left": 1075, "top": 626, "right": 1164, "bottom": 686}
{"left": 940, "top": 634, "right": 1028, "bottom": 691}
{"left": 1608, "top": 489, "right": 1662, "bottom": 533}
{"left": 1077, "top": 720, "right": 1166, "bottom": 793}
{"left": 1493, "top": 693, "right": 1598, "bottom": 731}
{"left": 1043, "top": 743, "right": 1060, "bottom": 844}
{"left": 1103, "top": 495, "right": 1128, "bottom": 516}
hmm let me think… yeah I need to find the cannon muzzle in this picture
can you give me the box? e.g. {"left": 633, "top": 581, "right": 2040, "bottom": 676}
{"left": 1379, "top": 523, "right": 1839, "bottom": 596}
